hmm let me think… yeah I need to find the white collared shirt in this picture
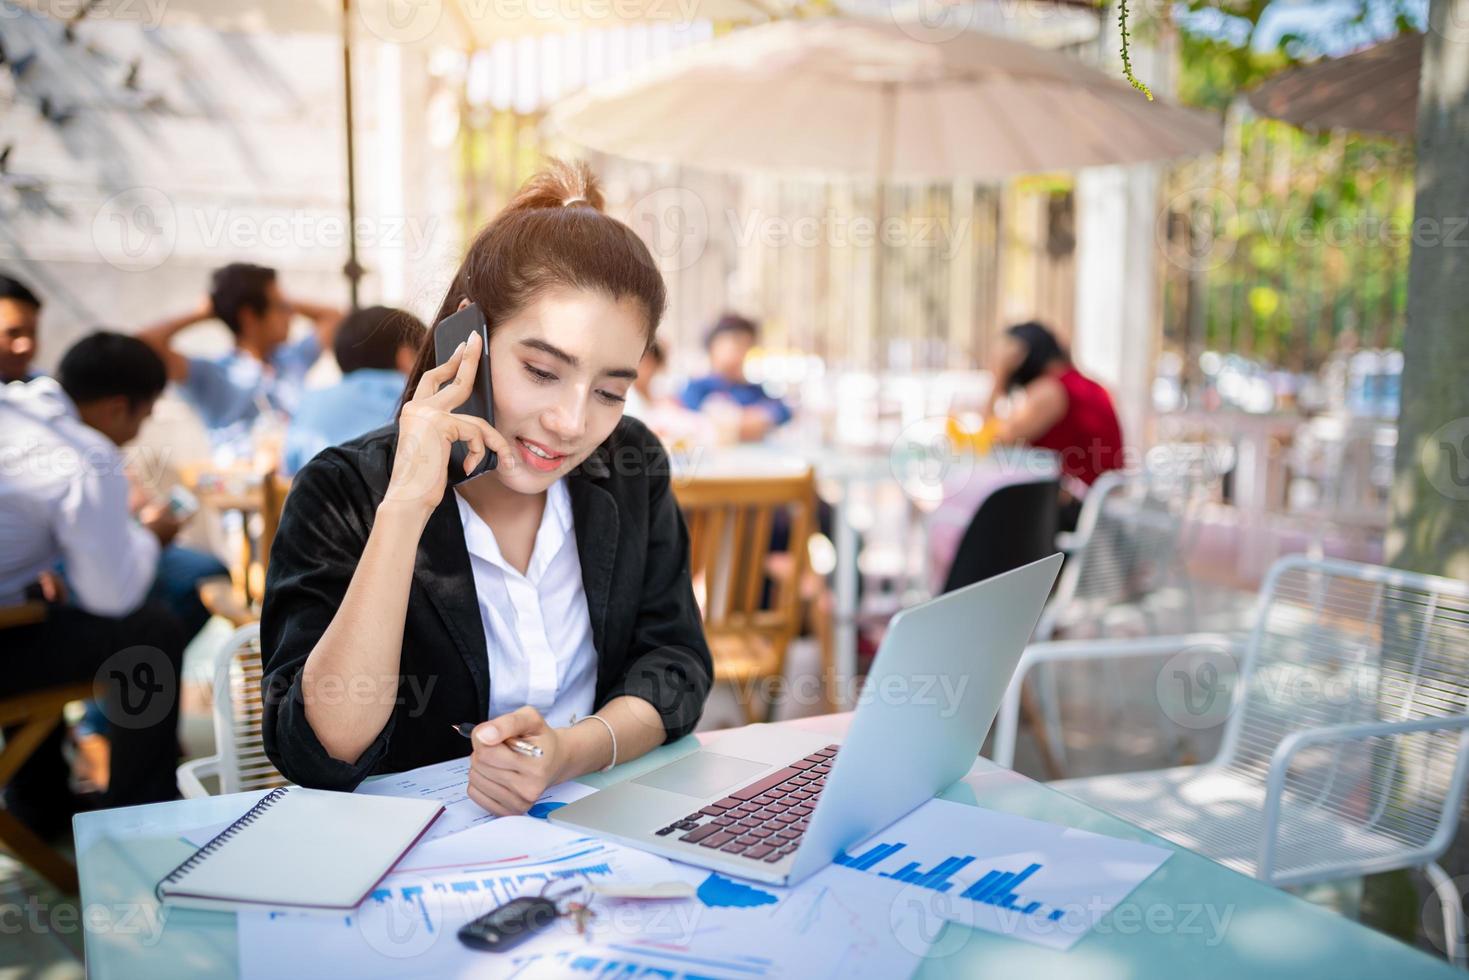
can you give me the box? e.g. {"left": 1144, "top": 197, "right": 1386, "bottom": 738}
{"left": 454, "top": 479, "right": 598, "bottom": 728}
{"left": 0, "top": 378, "right": 159, "bottom": 615}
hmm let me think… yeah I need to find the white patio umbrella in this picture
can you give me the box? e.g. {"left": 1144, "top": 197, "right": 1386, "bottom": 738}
{"left": 14, "top": 0, "right": 785, "bottom": 302}
{"left": 12, "top": 0, "right": 785, "bottom": 47}
{"left": 550, "top": 16, "right": 1220, "bottom": 183}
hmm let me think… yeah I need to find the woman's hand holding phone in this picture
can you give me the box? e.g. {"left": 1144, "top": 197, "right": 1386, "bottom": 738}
{"left": 386, "top": 331, "right": 514, "bottom": 517}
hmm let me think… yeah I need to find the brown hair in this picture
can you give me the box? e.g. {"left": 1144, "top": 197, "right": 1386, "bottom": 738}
{"left": 400, "top": 159, "right": 666, "bottom": 410}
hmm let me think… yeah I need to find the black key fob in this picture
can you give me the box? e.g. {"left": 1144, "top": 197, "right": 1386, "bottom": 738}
{"left": 457, "top": 895, "right": 559, "bottom": 952}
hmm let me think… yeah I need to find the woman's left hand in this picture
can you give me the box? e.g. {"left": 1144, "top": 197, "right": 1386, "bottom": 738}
{"left": 467, "top": 706, "right": 568, "bottom": 816}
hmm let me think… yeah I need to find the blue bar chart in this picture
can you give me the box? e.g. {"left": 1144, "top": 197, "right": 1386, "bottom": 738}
{"left": 835, "top": 842, "right": 1065, "bottom": 922}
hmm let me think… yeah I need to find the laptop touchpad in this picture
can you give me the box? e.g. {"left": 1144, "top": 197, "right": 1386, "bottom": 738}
{"left": 633, "top": 752, "right": 769, "bottom": 799}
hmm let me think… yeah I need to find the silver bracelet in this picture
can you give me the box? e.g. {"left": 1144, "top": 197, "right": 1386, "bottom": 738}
{"left": 580, "top": 714, "right": 617, "bottom": 772}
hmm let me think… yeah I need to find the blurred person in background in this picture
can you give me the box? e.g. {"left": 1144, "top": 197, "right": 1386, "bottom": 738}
{"left": 0, "top": 333, "right": 187, "bottom": 836}
{"left": 138, "top": 262, "right": 344, "bottom": 456}
{"left": 625, "top": 338, "right": 711, "bottom": 450}
{"left": 985, "top": 320, "right": 1124, "bottom": 531}
{"left": 0, "top": 274, "right": 225, "bottom": 643}
{"left": 624, "top": 338, "right": 666, "bottom": 420}
{"left": 680, "top": 313, "right": 791, "bottom": 442}
{"left": 281, "top": 305, "right": 427, "bottom": 476}
{"left": 0, "top": 272, "right": 42, "bottom": 384}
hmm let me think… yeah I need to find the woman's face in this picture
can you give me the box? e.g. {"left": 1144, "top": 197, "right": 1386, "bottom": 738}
{"left": 485, "top": 286, "right": 647, "bottom": 494}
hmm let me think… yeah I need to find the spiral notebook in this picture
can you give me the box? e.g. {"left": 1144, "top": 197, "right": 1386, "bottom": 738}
{"left": 156, "top": 787, "right": 443, "bottom": 912}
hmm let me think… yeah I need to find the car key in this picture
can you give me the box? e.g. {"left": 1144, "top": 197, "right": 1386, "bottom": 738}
{"left": 457, "top": 895, "right": 560, "bottom": 953}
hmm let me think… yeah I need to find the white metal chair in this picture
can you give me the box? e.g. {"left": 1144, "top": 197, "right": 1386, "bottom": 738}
{"left": 176, "top": 623, "right": 288, "bottom": 798}
{"left": 1026, "top": 472, "right": 1192, "bottom": 770}
{"left": 993, "top": 556, "right": 1469, "bottom": 965}
{"left": 1041, "top": 471, "right": 1190, "bottom": 641}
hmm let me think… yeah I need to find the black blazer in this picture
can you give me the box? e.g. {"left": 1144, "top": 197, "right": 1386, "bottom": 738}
{"left": 259, "top": 415, "right": 713, "bottom": 791}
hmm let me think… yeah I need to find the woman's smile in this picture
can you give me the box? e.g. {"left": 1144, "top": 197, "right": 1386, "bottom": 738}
{"left": 515, "top": 435, "right": 570, "bottom": 472}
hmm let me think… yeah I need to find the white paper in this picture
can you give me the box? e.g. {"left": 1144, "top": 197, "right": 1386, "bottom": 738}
{"left": 237, "top": 817, "right": 929, "bottom": 980}
{"left": 354, "top": 756, "right": 598, "bottom": 842}
{"left": 829, "top": 798, "right": 1172, "bottom": 951}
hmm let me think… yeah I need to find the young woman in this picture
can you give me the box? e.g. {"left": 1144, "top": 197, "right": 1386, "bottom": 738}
{"left": 260, "top": 161, "right": 713, "bottom": 815}
{"left": 985, "top": 321, "right": 1125, "bottom": 528}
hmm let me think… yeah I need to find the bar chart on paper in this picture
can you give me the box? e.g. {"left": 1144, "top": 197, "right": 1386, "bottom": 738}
{"left": 836, "top": 843, "right": 1066, "bottom": 922}
{"left": 831, "top": 798, "right": 1172, "bottom": 951}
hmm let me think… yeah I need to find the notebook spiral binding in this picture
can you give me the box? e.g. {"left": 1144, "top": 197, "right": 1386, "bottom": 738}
{"left": 154, "top": 786, "right": 291, "bottom": 902}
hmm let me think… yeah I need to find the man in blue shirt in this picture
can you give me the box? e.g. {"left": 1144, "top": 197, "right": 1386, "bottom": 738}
{"left": 680, "top": 312, "right": 792, "bottom": 442}
{"left": 138, "top": 263, "right": 344, "bottom": 456}
{"left": 282, "top": 306, "right": 426, "bottom": 475}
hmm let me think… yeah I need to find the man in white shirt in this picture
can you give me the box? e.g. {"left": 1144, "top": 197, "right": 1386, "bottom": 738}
{"left": 1, "top": 333, "right": 187, "bottom": 836}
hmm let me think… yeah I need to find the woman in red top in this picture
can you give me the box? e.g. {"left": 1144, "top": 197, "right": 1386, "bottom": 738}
{"left": 985, "top": 321, "right": 1125, "bottom": 529}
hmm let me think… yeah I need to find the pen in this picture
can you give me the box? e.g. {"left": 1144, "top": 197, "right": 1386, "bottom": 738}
{"left": 450, "top": 722, "right": 544, "bottom": 758}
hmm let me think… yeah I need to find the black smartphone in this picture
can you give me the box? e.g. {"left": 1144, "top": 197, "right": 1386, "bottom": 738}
{"left": 432, "top": 302, "right": 497, "bottom": 484}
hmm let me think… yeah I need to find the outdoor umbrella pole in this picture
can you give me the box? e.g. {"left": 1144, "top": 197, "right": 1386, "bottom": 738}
{"left": 341, "top": 0, "right": 363, "bottom": 308}
{"left": 870, "top": 82, "right": 896, "bottom": 369}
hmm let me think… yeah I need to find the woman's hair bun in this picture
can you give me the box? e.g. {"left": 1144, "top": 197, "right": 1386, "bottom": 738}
{"left": 505, "top": 158, "right": 606, "bottom": 213}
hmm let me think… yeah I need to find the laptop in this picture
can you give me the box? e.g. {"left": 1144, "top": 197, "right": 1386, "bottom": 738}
{"left": 550, "top": 552, "right": 1063, "bottom": 886}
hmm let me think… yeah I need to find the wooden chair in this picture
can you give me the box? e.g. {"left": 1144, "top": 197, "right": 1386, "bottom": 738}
{"left": 0, "top": 601, "right": 91, "bottom": 893}
{"left": 674, "top": 471, "right": 819, "bottom": 724}
{"left": 195, "top": 469, "right": 292, "bottom": 627}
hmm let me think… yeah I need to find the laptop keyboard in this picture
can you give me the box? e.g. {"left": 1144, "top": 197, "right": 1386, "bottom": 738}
{"left": 652, "top": 745, "right": 838, "bottom": 863}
